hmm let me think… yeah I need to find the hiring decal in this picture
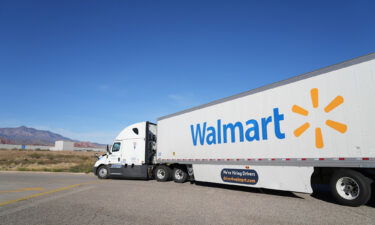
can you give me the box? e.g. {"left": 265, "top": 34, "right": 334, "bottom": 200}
{"left": 221, "top": 168, "right": 258, "bottom": 185}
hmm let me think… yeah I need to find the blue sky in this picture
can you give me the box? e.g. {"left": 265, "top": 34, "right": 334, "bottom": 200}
{"left": 0, "top": 1, "right": 374, "bottom": 143}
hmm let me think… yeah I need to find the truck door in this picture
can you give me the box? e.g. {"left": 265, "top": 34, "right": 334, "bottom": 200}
{"left": 108, "top": 142, "right": 122, "bottom": 175}
{"left": 122, "top": 139, "right": 145, "bottom": 165}
{"left": 121, "top": 139, "right": 147, "bottom": 178}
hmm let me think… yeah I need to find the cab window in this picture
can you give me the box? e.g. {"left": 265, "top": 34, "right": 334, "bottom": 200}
{"left": 112, "top": 142, "right": 121, "bottom": 152}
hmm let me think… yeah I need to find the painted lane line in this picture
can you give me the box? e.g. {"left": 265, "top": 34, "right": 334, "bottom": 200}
{"left": 0, "top": 186, "right": 94, "bottom": 217}
{"left": 0, "top": 187, "right": 45, "bottom": 194}
{"left": 0, "top": 181, "right": 95, "bottom": 207}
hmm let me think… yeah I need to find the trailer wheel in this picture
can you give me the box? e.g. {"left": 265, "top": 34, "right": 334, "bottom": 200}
{"left": 173, "top": 167, "right": 188, "bottom": 183}
{"left": 330, "top": 169, "right": 372, "bottom": 207}
{"left": 154, "top": 165, "right": 171, "bottom": 182}
{"left": 97, "top": 165, "right": 109, "bottom": 179}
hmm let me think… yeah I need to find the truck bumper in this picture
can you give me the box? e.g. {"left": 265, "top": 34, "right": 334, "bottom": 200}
{"left": 92, "top": 166, "right": 97, "bottom": 175}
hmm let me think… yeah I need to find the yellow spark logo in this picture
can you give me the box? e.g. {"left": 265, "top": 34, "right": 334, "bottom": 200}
{"left": 291, "top": 88, "right": 348, "bottom": 148}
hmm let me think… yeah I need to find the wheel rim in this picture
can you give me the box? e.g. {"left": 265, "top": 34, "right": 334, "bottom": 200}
{"left": 157, "top": 169, "right": 166, "bottom": 179}
{"left": 99, "top": 167, "right": 107, "bottom": 177}
{"left": 336, "top": 177, "right": 360, "bottom": 200}
{"left": 175, "top": 169, "right": 183, "bottom": 180}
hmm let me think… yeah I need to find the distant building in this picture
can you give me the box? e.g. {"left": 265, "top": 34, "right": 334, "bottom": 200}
{"left": 52, "top": 140, "right": 74, "bottom": 151}
{"left": 0, "top": 140, "right": 106, "bottom": 151}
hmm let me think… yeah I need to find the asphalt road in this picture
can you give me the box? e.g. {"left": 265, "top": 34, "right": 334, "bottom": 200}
{"left": 0, "top": 172, "right": 374, "bottom": 225}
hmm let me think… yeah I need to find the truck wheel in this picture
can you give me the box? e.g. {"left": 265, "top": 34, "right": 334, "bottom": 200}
{"left": 330, "top": 169, "right": 372, "bottom": 207}
{"left": 97, "top": 165, "right": 109, "bottom": 179}
{"left": 155, "top": 165, "right": 171, "bottom": 182}
{"left": 173, "top": 167, "right": 188, "bottom": 183}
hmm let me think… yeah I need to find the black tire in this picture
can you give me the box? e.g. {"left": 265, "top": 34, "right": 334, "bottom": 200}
{"left": 154, "top": 165, "right": 171, "bottom": 182}
{"left": 173, "top": 167, "right": 188, "bottom": 183}
{"left": 97, "top": 165, "right": 109, "bottom": 179}
{"left": 330, "top": 169, "right": 372, "bottom": 207}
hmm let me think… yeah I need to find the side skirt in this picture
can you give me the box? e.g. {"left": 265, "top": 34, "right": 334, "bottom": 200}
{"left": 109, "top": 164, "right": 149, "bottom": 179}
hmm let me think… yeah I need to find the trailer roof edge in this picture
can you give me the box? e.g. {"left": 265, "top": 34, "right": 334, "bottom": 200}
{"left": 157, "top": 52, "right": 375, "bottom": 121}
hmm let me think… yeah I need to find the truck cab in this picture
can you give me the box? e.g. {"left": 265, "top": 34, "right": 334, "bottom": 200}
{"left": 93, "top": 121, "right": 157, "bottom": 179}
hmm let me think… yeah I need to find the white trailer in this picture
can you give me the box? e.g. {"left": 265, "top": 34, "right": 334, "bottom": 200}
{"left": 93, "top": 53, "right": 375, "bottom": 206}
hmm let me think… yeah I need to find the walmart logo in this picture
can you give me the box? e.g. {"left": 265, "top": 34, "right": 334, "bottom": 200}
{"left": 292, "top": 88, "right": 348, "bottom": 149}
{"left": 189, "top": 88, "right": 348, "bottom": 149}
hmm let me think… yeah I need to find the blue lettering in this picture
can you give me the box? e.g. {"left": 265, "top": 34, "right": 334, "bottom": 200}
{"left": 217, "top": 119, "right": 222, "bottom": 144}
{"left": 245, "top": 119, "right": 260, "bottom": 141}
{"left": 190, "top": 123, "right": 207, "bottom": 146}
{"left": 190, "top": 108, "right": 285, "bottom": 146}
{"left": 273, "top": 108, "right": 285, "bottom": 139}
{"left": 206, "top": 126, "right": 216, "bottom": 145}
{"left": 261, "top": 116, "right": 272, "bottom": 140}
{"left": 223, "top": 122, "right": 244, "bottom": 143}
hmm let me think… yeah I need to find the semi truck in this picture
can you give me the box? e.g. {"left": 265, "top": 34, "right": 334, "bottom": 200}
{"left": 93, "top": 53, "right": 375, "bottom": 206}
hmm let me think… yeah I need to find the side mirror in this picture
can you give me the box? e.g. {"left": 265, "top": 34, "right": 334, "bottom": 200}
{"left": 106, "top": 145, "right": 112, "bottom": 155}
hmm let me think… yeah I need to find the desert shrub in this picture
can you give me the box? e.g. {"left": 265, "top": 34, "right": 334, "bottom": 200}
{"left": 29, "top": 153, "right": 42, "bottom": 159}
{"left": 0, "top": 149, "right": 97, "bottom": 173}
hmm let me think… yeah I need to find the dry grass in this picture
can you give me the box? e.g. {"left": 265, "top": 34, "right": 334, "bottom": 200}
{"left": 0, "top": 149, "right": 99, "bottom": 173}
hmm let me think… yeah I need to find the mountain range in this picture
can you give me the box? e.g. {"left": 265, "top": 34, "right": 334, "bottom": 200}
{"left": 0, "top": 126, "right": 104, "bottom": 147}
